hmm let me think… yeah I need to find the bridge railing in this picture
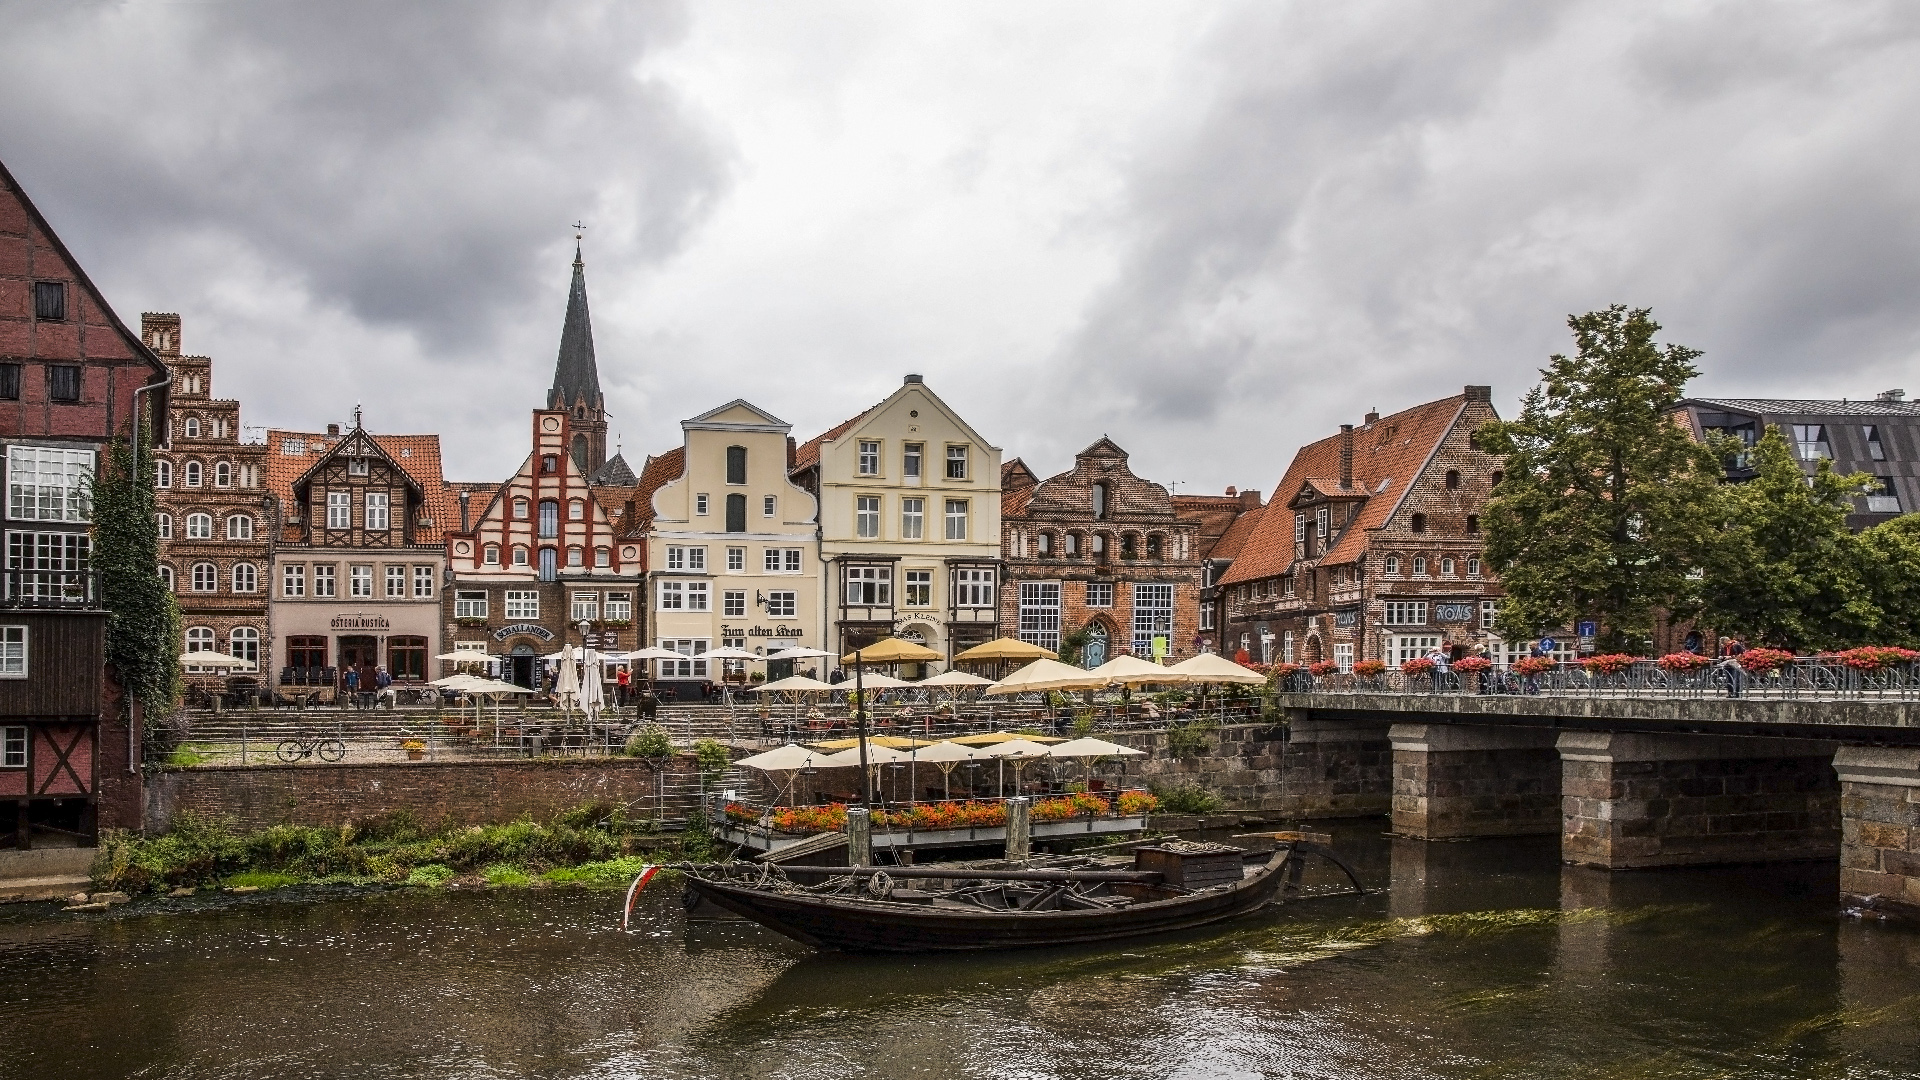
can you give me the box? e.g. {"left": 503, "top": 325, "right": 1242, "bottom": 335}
{"left": 1284, "top": 658, "right": 1920, "bottom": 701}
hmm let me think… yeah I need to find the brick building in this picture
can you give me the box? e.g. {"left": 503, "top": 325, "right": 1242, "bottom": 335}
{"left": 144, "top": 314, "right": 272, "bottom": 687}
{"left": 1218, "top": 387, "right": 1512, "bottom": 669}
{"left": 998, "top": 439, "right": 1208, "bottom": 666}
{"left": 0, "top": 157, "right": 171, "bottom": 840}
{"left": 441, "top": 245, "right": 648, "bottom": 689}
{"left": 264, "top": 420, "right": 450, "bottom": 694}
{"left": 1173, "top": 488, "right": 1264, "bottom": 652}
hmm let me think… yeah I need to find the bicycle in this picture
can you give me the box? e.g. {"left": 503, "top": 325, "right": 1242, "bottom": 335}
{"left": 276, "top": 732, "right": 347, "bottom": 763}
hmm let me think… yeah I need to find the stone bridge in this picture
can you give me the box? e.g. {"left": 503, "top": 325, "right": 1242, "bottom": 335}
{"left": 1260, "top": 691, "right": 1920, "bottom": 918}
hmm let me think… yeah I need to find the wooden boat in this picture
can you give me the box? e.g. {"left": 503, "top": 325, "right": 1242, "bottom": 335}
{"left": 677, "top": 840, "right": 1337, "bottom": 953}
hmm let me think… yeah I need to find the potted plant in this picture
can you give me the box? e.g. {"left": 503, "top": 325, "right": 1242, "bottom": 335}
{"left": 1736, "top": 648, "right": 1795, "bottom": 675}
{"left": 1307, "top": 660, "right": 1340, "bottom": 677}
{"left": 1581, "top": 653, "right": 1637, "bottom": 675}
{"left": 1657, "top": 652, "right": 1713, "bottom": 672}
{"left": 1353, "top": 659, "right": 1387, "bottom": 677}
{"left": 1453, "top": 655, "right": 1493, "bottom": 675}
{"left": 1511, "top": 655, "right": 1555, "bottom": 677}
{"left": 401, "top": 738, "right": 427, "bottom": 761}
{"left": 1399, "top": 656, "right": 1436, "bottom": 676}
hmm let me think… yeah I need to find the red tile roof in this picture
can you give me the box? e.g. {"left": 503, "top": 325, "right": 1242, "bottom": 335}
{"left": 1172, "top": 493, "right": 1257, "bottom": 562}
{"left": 789, "top": 403, "right": 882, "bottom": 474}
{"left": 1209, "top": 503, "right": 1266, "bottom": 562}
{"left": 264, "top": 429, "right": 451, "bottom": 544}
{"left": 1001, "top": 458, "right": 1038, "bottom": 517}
{"left": 1218, "top": 394, "right": 1469, "bottom": 585}
{"left": 631, "top": 446, "right": 685, "bottom": 531}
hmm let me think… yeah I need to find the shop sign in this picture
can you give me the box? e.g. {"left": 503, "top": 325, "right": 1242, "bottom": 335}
{"left": 494, "top": 623, "right": 556, "bottom": 642}
{"left": 720, "top": 625, "right": 807, "bottom": 638}
{"left": 1434, "top": 603, "right": 1476, "bottom": 623}
{"left": 331, "top": 614, "right": 390, "bottom": 631}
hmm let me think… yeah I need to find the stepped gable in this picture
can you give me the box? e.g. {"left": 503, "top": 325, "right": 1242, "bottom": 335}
{"left": 1219, "top": 393, "right": 1467, "bottom": 585}
{"left": 1000, "top": 458, "right": 1038, "bottom": 516}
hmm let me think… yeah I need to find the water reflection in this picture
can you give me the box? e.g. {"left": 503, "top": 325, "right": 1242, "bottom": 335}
{"left": 1, "top": 826, "right": 1915, "bottom": 1079}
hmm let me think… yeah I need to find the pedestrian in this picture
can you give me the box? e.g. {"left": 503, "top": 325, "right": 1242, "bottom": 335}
{"left": 375, "top": 666, "right": 393, "bottom": 710}
{"left": 615, "top": 666, "right": 631, "bottom": 709}
{"left": 1718, "top": 636, "right": 1748, "bottom": 698}
{"left": 342, "top": 665, "right": 360, "bottom": 709}
{"left": 1426, "top": 644, "right": 1453, "bottom": 691}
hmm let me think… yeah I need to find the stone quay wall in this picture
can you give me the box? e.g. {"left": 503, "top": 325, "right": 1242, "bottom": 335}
{"left": 143, "top": 756, "right": 749, "bottom": 835}
{"left": 1114, "top": 718, "right": 1392, "bottom": 819}
{"left": 1834, "top": 747, "right": 1920, "bottom": 916}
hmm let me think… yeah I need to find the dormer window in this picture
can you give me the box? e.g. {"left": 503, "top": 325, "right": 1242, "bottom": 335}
{"left": 348, "top": 457, "right": 369, "bottom": 477}
{"left": 1294, "top": 513, "right": 1305, "bottom": 544}
{"left": 1316, "top": 506, "right": 1329, "bottom": 538}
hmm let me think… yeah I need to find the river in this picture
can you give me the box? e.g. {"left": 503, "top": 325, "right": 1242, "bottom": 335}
{"left": 3, "top": 823, "right": 1917, "bottom": 1079}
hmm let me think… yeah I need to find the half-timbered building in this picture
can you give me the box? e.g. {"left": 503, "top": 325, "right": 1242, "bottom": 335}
{"left": 0, "top": 157, "right": 170, "bottom": 843}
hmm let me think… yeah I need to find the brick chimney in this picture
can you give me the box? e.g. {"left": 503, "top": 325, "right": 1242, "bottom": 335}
{"left": 1365, "top": 409, "right": 1380, "bottom": 425}
{"left": 458, "top": 490, "right": 471, "bottom": 532}
{"left": 1241, "top": 488, "right": 1262, "bottom": 509}
{"left": 1339, "top": 424, "right": 1354, "bottom": 489}
{"left": 1464, "top": 385, "right": 1493, "bottom": 402}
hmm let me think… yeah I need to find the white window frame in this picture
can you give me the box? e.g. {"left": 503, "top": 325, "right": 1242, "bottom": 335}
{"left": 605, "top": 593, "right": 632, "bottom": 621}
{"left": 313, "top": 563, "right": 336, "bottom": 597}
{"left": 191, "top": 562, "right": 217, "bottom": 592}
{"left": 0, "top": 626, "right": 26, "bottom": 679}
{"left": 903, "top": 443, "right": 923, "bottom": 479}
{"left": 1383, "top": 601, "right": 1428, "bottom": 626}
{"left": 282, "top": 563, "right": 305, "bottom": 597}
{"left": 954, "top": 567, "right": 995, "bottom": 608}
{"left": 157, "top": 513, "right": 172, "bottom": 540}
{"left": 385, "top": 564, "right": 406, "bottom": 598}
{"left": 226, "top": 514, "right": 252, "bottom": 540}
{"left": 455, "top": 590, "right": 488, "bottom": 619}
{"left": 856, "top": 495, "right": 880, "bottom": 539}
{"left": 350, "top": 564, "right": 373, "bottom": 598}
{"left": 845, "top": 565, "right": 892, "bottom": 606}
{"left": 1389, "top": 634, "right": 1443, "bottom": 667}
{"left": 945, "top": 444, "right": 968, "bottom": 480}
{"left": 1017, "top": 581, "right": 1062, "bottom": 653}
{"left": 858, "top": 440, "right": 881, "bottom": 476}
{"left": 1085, "top": 581, "right": 1113, "bottom": 608}
{"left": 183, "top": 460, "right": 202, "bottom": 487}
{"left": 1, "top": 723, "right": 24, "bottom": 765}
{"left": 572, "top": 591, "right": 600, "bottom": 621}
{"left": 326, "top": 491, "right": 351, "bottom": 529}
{"left": 766, "top": 590, "right": 796, "bottom": 618}
{"left": 695, "top": 493, "right": 710, "bottom": 516}
{"left": 1131, "top": 583, "right": 1174, "bottom": 656}
{"left": 185, "top": 513, "right": 213, "bottom": 540}
{"left": 365, "top": 491, "right": 390, "bottom": 531}
{"left": 763, "top": 495, "right": 776, "bottom": 518}
{"left": 232, "top": 562, "right": 257, "bottom": 593}
{"left": 505, "top": 590, "right": 539, "bottom": 620}
{"left": 944, "top": 498, "right": 968, "bottom": 541}
{"left": 656, "top": 639, "right": 709, "bottom": 679}
{"left": 727, "top": 547, "right": 745, "bottom": 571}
{"left": 413, "top": 565, "right": 434, "bottom": 598}
{"left": 7, "top": 446, "right": 94, "bottom": 523}
{"left": 901, "top": 497, "right": 925, "bottom": 539}
{"left": 1333, "top": 642, "right": 1355, "bottom": 673}
{"left": 764, "top": 548, "right": 801, "bottom": 573}
{"left": 723, "top": 590, "right": 746, "bottom": 617}
{"left": 903, "top": 569, "right": 933, "bottom": 607}
{"left": 229, "top": 626, "right": 260, "bottom": 667}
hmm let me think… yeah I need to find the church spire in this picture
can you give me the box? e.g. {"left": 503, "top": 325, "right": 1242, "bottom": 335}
{"left": 548, "top": 240, "right": 602, "bottom": 412}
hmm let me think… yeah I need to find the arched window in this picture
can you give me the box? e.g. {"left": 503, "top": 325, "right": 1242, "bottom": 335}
{"left": 215, "top": 461, "right": 232, "bottom": 487}
{"left": 571, "top": 434, "right": 588, "bottom": 468}
{"left": 725, "top": 493, "right": 747, "bottom": 532}
{"left": 1064, "top": 533, "right": 1078, "bottom": 556}
{"left": 1037, "top": 532, "right": 1052, "bottom": 556}
{"left": 184, "top": 417, "right": 200, "bottom": 438}
{"left": 1441, "top": 558, "right": 1455, "bottom": 576}
{"left": 568, "top": 498, "right": 584, "bottom": 521}
{"left": 184, "top": 626, "right": 214, "bottom": 655}
{"left": 158, "top": 564, "right": 175, "bottom": 591}
{"left": 538, "top": 547, "right": 557, "bottom": 581}
{"left": 230, "top": 627, "right": 259, "bottom": 666}
{"left": 157, "top": 513, "right": 172, "bottom": 539}
{"left": 513, "top": 497, "right": 529, "bottom": 519}
{"left": 1410, "top": 513, "right": 1426, "bottom": 533}
{"left": 226, "top": 514, "right": 252, "bottom": 540}
{"left": 1146, "top": 534, "right": 1163, "bottom": 559}
{"left": 232, "top": 563, "right": 257, "bottom": 593}
{"left": 726, "top": 445, "right": 747, "bottom": 485}
{"left": 186, "top": 513, "right": 212, "bottom": 539}
{"left": 184, "top": 460, "right": 202, "bottom": 487}
{"left": 155, "top": 459, "right": 172, "bottom": 488}
{"left": 191, "top": 562, "right": 217, "bottom": 591}
{"left": 1491, "top": 470, "right": 1504, "bottom": 488}
{"left": 483, "top": 544, "right": 500, "bottom": 565}
{"left": 1384, "top": 555, "right": 1400, "bottom": 575}
{"left": 1445, "top": 469, "right": 1461, "bottom": 490}
{"left": 512, "top": 546, "right": 529, "bottom": 567}
{"left": 1413, "top": 556, "right": 1427, "bottom": 576}
{"left": 567, "top": 546, "right": 583, "bottom": 567}
{"left": 1092, "top": 482, "right": 1108, "bottom": 520}
{"left": 1466, "top": 514, "right": 1480, "bottom": 535}
{"left": 538, "top": 500, "right": 559, "bottom": 538}
{"left": 1091, "top": 533, "right": 1106, "bottom": 557}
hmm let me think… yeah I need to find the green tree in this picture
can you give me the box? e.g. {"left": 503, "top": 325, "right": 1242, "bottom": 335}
{"left": 1477, "top": 306, "right": 1726, "bottom": 653}
{"left": 1700, "top": 427, "right": 1877, "bottom": 649}
{"left": 1855, "top": 514, "right": 1920, "bottom": 648}
{"left": 91, "top": 429, "right": 181, "bottom": 722}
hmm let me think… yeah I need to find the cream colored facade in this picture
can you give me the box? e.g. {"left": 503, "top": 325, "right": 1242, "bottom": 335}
{"left": 646, "top": 401, "right": 821, "bottom": 684}
{"left": 796, "top": 374, "right": 1003, "bottom": 673}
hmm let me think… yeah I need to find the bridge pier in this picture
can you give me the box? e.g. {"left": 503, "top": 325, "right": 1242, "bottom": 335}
{"left": 1389, "top": 723, "right": 1562, "bottom": 839}
{"left": 1833, "top": 748, "right": 1920, "bottom": 917}
{"left": 1558, "top": 732, "right": 1839, "bottom": 869}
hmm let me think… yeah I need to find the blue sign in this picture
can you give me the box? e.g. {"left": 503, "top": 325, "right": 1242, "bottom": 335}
{"left": 1576, "top": 621, "right": 1598, "bottom": 638}
{"left": 1537, "top": 637, "right": 1558, "bottom": 653}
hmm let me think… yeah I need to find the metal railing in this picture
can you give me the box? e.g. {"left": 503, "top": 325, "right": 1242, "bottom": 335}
{"left": 1284, "top": 658, "right": 1920, "bottom": 701}
{"left": 0, "top": 567, "right": 97, "bottom": 609}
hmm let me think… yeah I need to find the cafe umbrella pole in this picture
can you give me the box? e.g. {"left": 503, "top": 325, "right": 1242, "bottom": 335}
{"left": 855, "top": 652, "right": 872, "bottom": 806}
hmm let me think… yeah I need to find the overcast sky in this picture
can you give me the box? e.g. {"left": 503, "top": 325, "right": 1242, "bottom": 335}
{"left": 4, "top": 1, "right": 1918, "bottom": 493}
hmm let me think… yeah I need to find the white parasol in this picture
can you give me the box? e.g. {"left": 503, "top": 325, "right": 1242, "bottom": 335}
{"left": 553, "top": 643, "right": 580, "bottom": 714}
{"left": 579, "top": 647, "right": 605, "bottom": 722}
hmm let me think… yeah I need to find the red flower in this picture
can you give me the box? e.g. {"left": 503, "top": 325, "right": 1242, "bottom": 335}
{"left": 1453, "top": 656, "right": 1493, "bottom": 674}
{"left": 1400, "top": 657, "right": 1436, "bottom": 675}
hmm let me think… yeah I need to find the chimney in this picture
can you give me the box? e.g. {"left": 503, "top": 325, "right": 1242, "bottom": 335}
{"left": 1464, "top": 384, "right": 1493, "bottom": 402}
{"left": 623, "top": 498, "right": 637, "bottom": 533}
{"left": 326, "top": 423, "right": 340, "bottom": 437}
{"left": 787, "top": 435, "right": 797, "bottom": 470}
{"left": 1339, "top": 424, "right": 1354, "bottom": 489}
{"left": 1878, "top": 389, "right": 1907, "bottom": 403}
{"left": 458, "top": 490, "right": 471, "bottom": 532}
{"left": 1241, "top": 488, "right": 1262, "bottom": 509}
{"left": 1225, "top": 485, "right": 1236, "bottom": 496}
{"left": 1364, "top": 409, "right": 1380, "bottom": 425}
{"left": 904, "top": 373, "right": 923, "bottom": 384}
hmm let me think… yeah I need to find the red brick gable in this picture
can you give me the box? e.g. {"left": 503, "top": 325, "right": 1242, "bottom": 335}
{"left": 1219, "top": 393, "right": 1472, "bottom": 585}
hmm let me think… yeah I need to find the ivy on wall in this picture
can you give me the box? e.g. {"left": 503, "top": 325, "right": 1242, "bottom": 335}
{"left": 91, "top": 428, "right": 181, "bottom": 721}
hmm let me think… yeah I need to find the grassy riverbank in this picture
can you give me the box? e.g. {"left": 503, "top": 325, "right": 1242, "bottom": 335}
{"left": 92, "top": 803, "right": 716, "bottom": 895}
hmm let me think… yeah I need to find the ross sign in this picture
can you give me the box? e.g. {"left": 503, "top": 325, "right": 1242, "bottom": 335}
{"left": 494, "top": 623, "right": 556, "bottom": 642}
{"left": 1334, "top": 609, "right": 1358, "bottom": 628}
{"left": 1433, "top": 602, "right": 1476, "bottom": 623}
{"left": 331, "top": 614, "right": 390, "bottom": 631}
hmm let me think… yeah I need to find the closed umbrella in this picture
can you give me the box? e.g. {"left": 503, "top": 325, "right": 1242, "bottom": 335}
{"left": 554, "top": 644, "right": 580, "bottom": 715}
{"left": 579, "top": 647, "right": 605, "bottom": 723}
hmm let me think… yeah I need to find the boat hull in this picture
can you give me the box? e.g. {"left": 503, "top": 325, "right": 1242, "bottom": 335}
{"left": 682, "top": 850, "right": 1293, "bottom": 953}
